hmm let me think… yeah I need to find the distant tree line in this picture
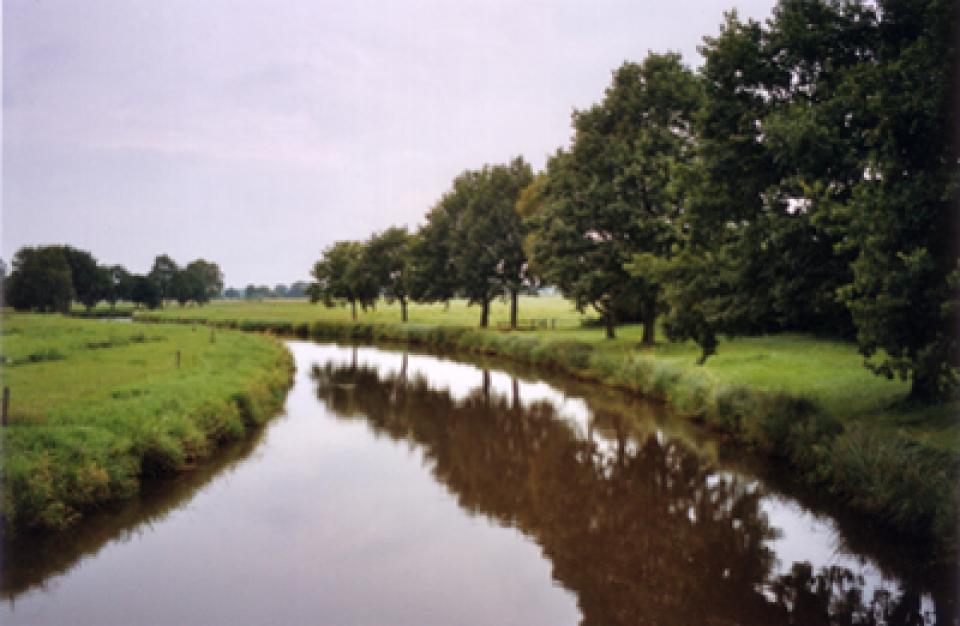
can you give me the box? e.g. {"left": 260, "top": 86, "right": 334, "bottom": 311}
{"left": 221, "top": 282, "right": 312, "bottom": 300}
{"left": 2, "top": 246, "right": 224, "bottom": 312}
{"left": 310, "top": 0, "right": 957, "bottom": 400}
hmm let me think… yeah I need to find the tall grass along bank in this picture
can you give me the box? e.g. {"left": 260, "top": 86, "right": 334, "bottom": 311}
{"left": 0, "top": 313, "right": 294, "bottom": 533}
{"left": 136, "top": 297, "right": 959, "bottom": 559}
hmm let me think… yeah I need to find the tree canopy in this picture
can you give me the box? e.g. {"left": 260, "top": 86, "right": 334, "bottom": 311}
{"left": 531, "top": 54, "right": 701, "bottom": 339}
{"left": 299, "top": 0, "right": 957, "bottom": 397}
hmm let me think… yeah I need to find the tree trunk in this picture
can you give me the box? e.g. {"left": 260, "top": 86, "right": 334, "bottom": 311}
{"left": 641, "top": 295, "right": 656, "bottom": 346}
{"left": 482, "top": 369, "right": 491, "bottom": 401}
{"left": 480, "top": 298, "right": 490, "bottom": 328}
{"left": 604, "top": 305, "right": 616, "bottom": 340}
{"left": 696, "top": 330, "right": 718, "bottom": 366}
{"left": 350, "top": 299, "right": 357, "bottom": 321}
{"left": 909, "top": 370, "right": 939, "bottom": 401}
{"left": 615, "top": 416, "right": 626, "bottom": 469}
{"left": 510, "top": 288, "right": 519, "bottom": 329}
{"left": 400, "top": 297, "right": 408, "bottom": 323}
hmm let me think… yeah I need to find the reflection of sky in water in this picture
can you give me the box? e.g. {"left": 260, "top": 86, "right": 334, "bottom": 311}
{"left": 3, "top": 341, "right": 934, "bottom": 625}
{"left": 322, "top": 344, "right": 595, "bottom": 433}
{"left": 314, "top": 343, "right": 924, "bottom": 621}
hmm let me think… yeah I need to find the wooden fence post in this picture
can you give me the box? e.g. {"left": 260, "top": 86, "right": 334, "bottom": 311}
{"left": 2, "top": 387, "right": 9, "bottom": 427}
{"left": 176, "top": 350, "right": 181, "bottom": 369}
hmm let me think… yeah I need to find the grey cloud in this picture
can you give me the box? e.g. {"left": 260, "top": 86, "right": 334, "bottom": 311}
{"left": 3, "top": 0, "right": 776, "bottom": 285}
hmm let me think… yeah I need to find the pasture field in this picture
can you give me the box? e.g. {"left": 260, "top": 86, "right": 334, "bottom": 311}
{"left": 138, "top": 296, "right": 952, "bottom": 449}
{"left": 134, "top": 295, "right": 590, "bottom": 327}
{"left": 0, "top": 313, "right": 293, "bottom": 531}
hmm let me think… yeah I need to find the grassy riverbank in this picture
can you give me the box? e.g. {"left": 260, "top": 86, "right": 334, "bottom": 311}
{"left": 137, "top": 296, "right": 959, "bottom": 555}
{"left": 0, "top": 313, "right": 293, "bottom": 532}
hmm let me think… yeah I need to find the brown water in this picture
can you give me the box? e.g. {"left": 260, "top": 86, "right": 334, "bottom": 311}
{"left": 1, "top": 341, "right": 953, "bottom": 625}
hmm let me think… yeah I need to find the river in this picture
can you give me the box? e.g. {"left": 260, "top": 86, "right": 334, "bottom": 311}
{"left": 1, "top": 341, "right": 953, "bottom": 625}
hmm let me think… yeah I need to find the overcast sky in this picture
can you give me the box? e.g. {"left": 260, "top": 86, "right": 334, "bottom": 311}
{"left": 3, "top": 0, "right": 775, "bottom": 286}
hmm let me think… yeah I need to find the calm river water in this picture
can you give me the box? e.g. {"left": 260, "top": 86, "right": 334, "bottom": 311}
{"left": 1, "top": 341, "right": 954, "bottom": 625}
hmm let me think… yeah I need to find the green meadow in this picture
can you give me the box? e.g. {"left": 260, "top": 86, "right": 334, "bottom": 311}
{"left": 0, "top": 313, "right": 293, "bottom": 531}
{"left": 138, "top": 295, "right": 955, "bottom": 450}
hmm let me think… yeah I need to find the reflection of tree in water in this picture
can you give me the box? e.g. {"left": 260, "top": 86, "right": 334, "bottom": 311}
{"left": 312, "top": 356, "right": 941, "bottom": 626}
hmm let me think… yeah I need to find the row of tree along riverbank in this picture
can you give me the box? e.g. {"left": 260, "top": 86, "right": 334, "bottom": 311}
{"left": 0, "top": 314, "right": 294, "bottom": 533}
{"left": 307, "top": 0, "right": 958, "bottom": 403}
{"left": 135, "top": 312, "right": 958, "bottom": 562}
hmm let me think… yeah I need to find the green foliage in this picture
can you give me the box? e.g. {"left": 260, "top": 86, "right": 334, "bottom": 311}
{"left": 455, "top": 157, "right": 533, "bottom": 326}
{"left": 183, "top": 259, "right": 224, "bottom": 304}
{"left": 148, "top": 254, "right": 179, "bottom": 302}
{"left": 5, "top": 246, "right": 224, "bottom": 312}
{"left": 409, "top": 157, "right": 533, "bottom": 327}
{"left": 628, "top": 249, "right": 737, "bottom": 364}
{"left": 408, "top": 195, "right": 464, "bottom": 306}
{"left": 129, "top": 274, "right": 162, "bottom": 309}
{"left": 163, "top": 257, "right": 224, "bottom": 306}
{"left": 61, "top": 247, "right": 109, "bottom": 310}
{"left": 531, "top": 53, "right": 701, "bottom": 340}
{"left": 5, "top": 246, "right": 75, "bottom": 313}
{"left": 360, "top": 226, "right": 414, "bottom": 321}
{"left": 839, "top": 0, "right": 959, "bottom": 399}
{"left": 687, "top": 6, "right": 860, "bottom": 338}
{"left": 310, "top": 240, "right": 377, "bottom": 319}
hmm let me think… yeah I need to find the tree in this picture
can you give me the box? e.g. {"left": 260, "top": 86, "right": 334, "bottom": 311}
{"left": 628, "top": 248, "right": 738, "bottom": 364}
{"left": 288, "top": 281, "right": 310, "bottom": 298}
{"left": 362, "top": 226, "right": 414, "bottom": 322}
{"left": 684, "top": 3, "right": 881, "bottom": 339}
{"left": 184, "top": 259, "right": 224, "bottom": 304}
{"left": 129, "top": 274, "right": 161, "bottom": 309}
{"left": 61, "top": 246, "right": 107, "bottom": 309}
{"left": 171, "top": 268, "right": 203, "bottom": 306}
{"left": 516, "top": 172, "right": 551, "bottom": 290}
{"left": 244, "top": 284, "right": 272, "bottom": 300}
{"left": 840, "top": 0, "right": 958, "bottom": 399}
{"left": 148, "top": 255, "right": 179, "bottom": 305}
{"left": 408, "top": 177, "right": 473, "bottom": 309}
{"left": 410, "top": 159, "right": 533, "bottom": 328}
{"left": 106, "top": 265, "right": 132, "bottom": 308}
{"left": 311, "top": 241, "right": 376, "bottom": 319}
{"left": 532, "top": 54, "right": 701, "bottom": 340}
{"left": 454, "top": 158, "right": 533, "bottom": 328}
{"left": 5, "top": 246, "right": 74, "bottom": 312}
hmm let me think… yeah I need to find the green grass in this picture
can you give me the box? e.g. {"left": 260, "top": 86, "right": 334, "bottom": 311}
{"left": 138, "top": 297, "right": 951, "bottom": 448}
{"left": 68, "top": 302, "right": 137, "bottom": 317}
{"left": 137, "top": 295, "right": 590, "bottom": 327}
{"left": 0, "top": 313, "right": 293, "bottom": 532}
